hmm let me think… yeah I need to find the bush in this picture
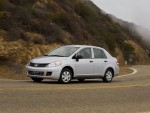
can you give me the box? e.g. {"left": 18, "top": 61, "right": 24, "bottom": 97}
{"left": 44, "top": 24, "right": 66, "bottom": 44}
{"left": 29, "top": 20, "right": 55, "bottom": 36}
{"left": 122, "top": 42, "right": 135, "bottom": 60}
{"left": 49, "top": 12, "right": 69, "bottom": 26}
{"left": 32, "top": 7, "right": 48, "bottom": 19}
{"left": 33, "top": 38, "right": 44, "bottom": 44}
{"left": 75, "top": 2, "right": 97, "bottom": 21}
{"left": 123, "top": 43, "right": 134, "bottom": 52}
{"left": 0, "top": 6, "right": 30, "bottom": 38}
{"left": 0, "top": 0, "right": 3, "bottom": 11}
{"left": 0, "top": 11, "right": 4, "bottom": 23}
{"left": 2, "top": 7, "right": 30, "bottom": 41}
{"left": 49, "top": 12, "right": 78, "bottom": 34}
{"left": 100, "top": 29, "right": 116, "bottom": 51}
{"left": 9, "top": 0, "right": 36, "bottom": 6}
{"left": 105, "top": 37, "right": 116, "bottom": 52}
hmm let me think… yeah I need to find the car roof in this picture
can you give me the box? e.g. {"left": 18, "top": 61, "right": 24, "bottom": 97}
{"left": 63, "top": 45, "right": 103, "bottom": 49}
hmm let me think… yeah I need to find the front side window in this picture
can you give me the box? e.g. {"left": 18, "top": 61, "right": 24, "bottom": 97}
{"left": 47, "top": 46, "right": 79, "bottom": 57}
{"left": 93, "top": 48, "right": 107, "bottom": 59}
{"left": 77, "top": 48, "right": 92, "bottom": 59}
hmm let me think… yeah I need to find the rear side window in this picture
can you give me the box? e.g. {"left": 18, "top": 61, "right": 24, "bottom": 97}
{"left": 93, "top": 48, "right": 107, "bottom": 59}
{"left": 78, "top": 48, "right": 92, "bottom": 59}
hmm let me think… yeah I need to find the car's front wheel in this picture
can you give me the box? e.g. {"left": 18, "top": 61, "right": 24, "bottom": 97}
{"left": 31, "top": 77, "right": 43, "bottom": 82}
{"left": 103, "top": 69, "right": 113, "bottom": 83}
{"left": 59, "top": 68, "right": 72, "bottom": 84}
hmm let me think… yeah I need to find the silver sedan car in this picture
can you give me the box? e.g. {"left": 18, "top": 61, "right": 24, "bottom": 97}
{"left": 26, "top": 45, "right": 119, "bottom": 84}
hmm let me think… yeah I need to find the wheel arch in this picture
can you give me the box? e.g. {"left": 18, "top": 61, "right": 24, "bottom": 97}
{"left": 62, "top": 66, "right": 74, "bottom": 78}
{"left": 105, "top": 67, "right": 114, "bottom": 77}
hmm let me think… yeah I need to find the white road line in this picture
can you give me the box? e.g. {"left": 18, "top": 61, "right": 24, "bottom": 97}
{"left": 116, "top": 68, "right": 137, "bottom": 78}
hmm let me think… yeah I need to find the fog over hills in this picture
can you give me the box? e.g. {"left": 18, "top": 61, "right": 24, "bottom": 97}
{"left": 110, "top": 14, "right": 150, "bottom": 49}
{"left": 91, "top": 0, "right": 150, "bottom": 31}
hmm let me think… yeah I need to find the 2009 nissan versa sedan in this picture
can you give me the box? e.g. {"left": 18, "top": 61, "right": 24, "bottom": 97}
{"left": 26, "top": 45, "right": 119, "bottom": 84}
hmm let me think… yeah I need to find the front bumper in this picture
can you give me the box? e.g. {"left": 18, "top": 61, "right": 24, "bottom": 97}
{"left": 26, "top": 66, "right": 61, "bottom": 80}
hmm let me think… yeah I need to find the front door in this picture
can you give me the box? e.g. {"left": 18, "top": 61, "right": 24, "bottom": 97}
{"left": 75, "top": 48, "right": 93, "bottom": 76}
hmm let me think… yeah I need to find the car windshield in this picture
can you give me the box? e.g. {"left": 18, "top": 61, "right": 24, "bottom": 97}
{"left": 46, "top": 46, "right": 79, "bottom": 57}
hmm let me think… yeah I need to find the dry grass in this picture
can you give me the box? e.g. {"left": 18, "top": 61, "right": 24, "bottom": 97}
{"left": 119, "top": 66, "right": 133, "bottom": 75}
{"left": 0, "top": 65, "right": 29, "bottom": 80}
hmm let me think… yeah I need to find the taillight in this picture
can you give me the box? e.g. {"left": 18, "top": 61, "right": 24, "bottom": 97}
{"left": 116, "top": 59, "right": 119, "bottom": 65}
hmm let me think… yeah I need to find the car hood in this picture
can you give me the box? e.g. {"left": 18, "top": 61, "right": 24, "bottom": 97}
{"left": 30, "top": 56, "right": 67, "bottom": 63}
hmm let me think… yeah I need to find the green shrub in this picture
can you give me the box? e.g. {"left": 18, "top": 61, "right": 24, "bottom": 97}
{"left": 0, "top": 0, "right": 3, "bottom": 11}
{"left": 123, "top": 43, "right": 134, "bottom": 52}
{"left": 105, "top": 37, "right": 116, "bottom": 53}
{"left": 9, "top": 0, "right": 36, "bottom": 6}
{"left": 122, "top": 42, "right": 135, "bottom": 60}
{"left": 0, "top": 11, "right": 4, "bottom": 23}
{"left": 49, "top": 12, "right": 69, "bottom": 25}
{"left": 75, "top": 2, "right": 99, "bottom": 22}
{"left": 100, "top": 29, "right": 116, "bottom": 51}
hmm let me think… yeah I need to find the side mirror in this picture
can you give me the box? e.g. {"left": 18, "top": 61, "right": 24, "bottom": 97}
{"left": 73, "top": 55, "right": 83, "bottom": 62}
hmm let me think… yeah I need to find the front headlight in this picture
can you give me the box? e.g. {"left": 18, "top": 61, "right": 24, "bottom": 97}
{"left": 26, "top": 62, "right": 30, "bottom": 66}
{"left": 47, "top": 61, "right": 62, "bottom": 67}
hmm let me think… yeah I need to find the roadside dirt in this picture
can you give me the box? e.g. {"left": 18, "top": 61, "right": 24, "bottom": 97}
{"left": 119, "top": 66, "right": 133, "bottom": 75}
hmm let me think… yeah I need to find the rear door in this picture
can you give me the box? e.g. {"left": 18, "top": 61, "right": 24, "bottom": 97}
{"left": 75, "top": 48, "right": 94, "bottom": 76}
{"left": 92, "top": 48, "right": 108, "bottom": 76}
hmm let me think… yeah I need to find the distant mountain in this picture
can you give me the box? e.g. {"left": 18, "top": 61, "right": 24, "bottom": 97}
{"left": 0, "top": 0, "right": 149, "bottom": 66}
{"left": 110, "top": 14, "right": 150, "bottom": 49}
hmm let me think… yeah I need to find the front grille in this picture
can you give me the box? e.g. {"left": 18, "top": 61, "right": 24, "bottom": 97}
{"left": 29, "top": 62, "right": 49, "bottom": 67}
{"left": 28, "top": 71, "right": 44, "bottom": 76}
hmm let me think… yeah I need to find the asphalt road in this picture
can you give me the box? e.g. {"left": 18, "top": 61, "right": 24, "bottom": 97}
{"left": 0, "top": 65, "right": 150, "bottom": 113}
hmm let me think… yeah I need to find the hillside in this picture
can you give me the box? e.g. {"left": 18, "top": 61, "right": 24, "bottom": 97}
{"left": 0, "top": 0, "right": 149, "bottom": 68}
{"left": 110, "top": 14, "right": 150, "bottom": 50}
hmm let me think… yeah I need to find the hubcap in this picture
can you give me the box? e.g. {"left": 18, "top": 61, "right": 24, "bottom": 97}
{"left": 62, "top": 71, "right": 71, "bottom": 83}
{"left": 106, "top": 71, "right": 113, "bottom": 81}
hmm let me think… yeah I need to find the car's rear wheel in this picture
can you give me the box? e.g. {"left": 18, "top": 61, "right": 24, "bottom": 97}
{"left": 103, "top": 69, "right": 113, "bottom": 83}
{"left": 59, "top": 68, "right": 72, "bottom": 84}
{"left": 31, "top": 77, "right": 43, "bottom": 82}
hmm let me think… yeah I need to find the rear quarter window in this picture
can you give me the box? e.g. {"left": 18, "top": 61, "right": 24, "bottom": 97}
{"left": 93, "top": 48, "right": 107, "bottom": 59}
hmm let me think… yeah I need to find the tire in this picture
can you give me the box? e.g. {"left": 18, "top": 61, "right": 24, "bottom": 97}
{"left": 78, "top": 79, "right": 85, "bottom": 82}
{"left": 31, "top": 77, "right": 43, "bottom": 82}
{"left": 59, "top": 68, "right": 72, "bottom": 84}
{"left": 103, "top": 69, "right": 113, "bottom": 83}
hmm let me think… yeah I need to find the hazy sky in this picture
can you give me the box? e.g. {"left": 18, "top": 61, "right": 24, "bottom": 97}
{"left": 91, "top": 0, "right": 150, "bottom": 30}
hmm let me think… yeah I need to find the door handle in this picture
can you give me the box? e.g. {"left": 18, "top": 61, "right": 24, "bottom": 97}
{"left": 104, "top": 60, "right": 107, "bottom": 62}
{"left": 90, "top": 61, "right": 93, "bottom": 63}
